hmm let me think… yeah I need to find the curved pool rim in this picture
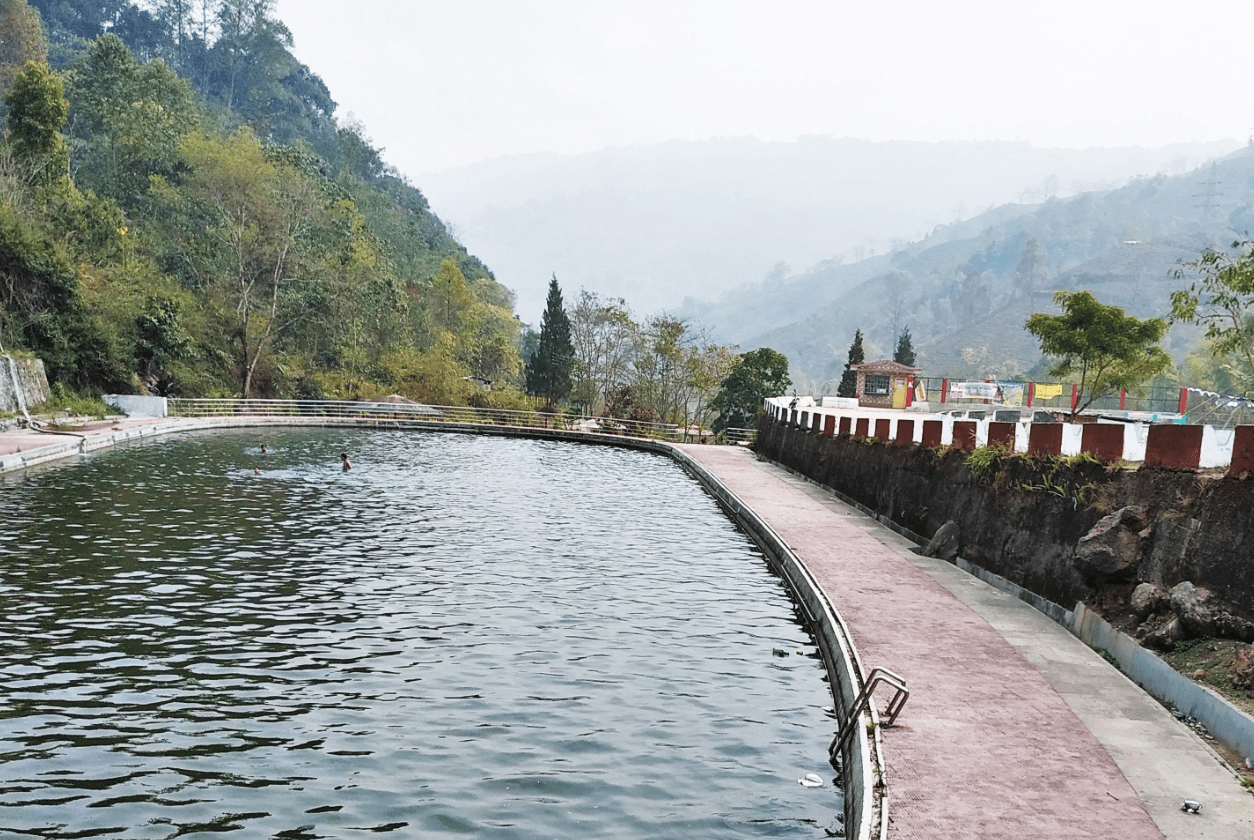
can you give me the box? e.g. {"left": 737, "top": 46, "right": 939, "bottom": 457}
{"left": 1, "top": 414, "right": 886, "bottom": 840}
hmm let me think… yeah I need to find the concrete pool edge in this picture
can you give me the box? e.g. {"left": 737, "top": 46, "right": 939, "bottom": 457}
{"left": 0, "top": 417, "right": 882, "bottom": 840}
{"left": 661, "top": 443, "right": 883, "bottom": 840}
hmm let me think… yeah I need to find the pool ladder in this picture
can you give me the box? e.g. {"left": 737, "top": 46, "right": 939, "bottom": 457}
{"left": 829, "top": 667, "right": 910, "bottom": 758}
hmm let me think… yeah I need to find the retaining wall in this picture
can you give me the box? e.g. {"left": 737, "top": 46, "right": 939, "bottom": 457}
{"left": 0, "top": 355, "right": 50, "bottom": 413}
{"left": 756, "top": 414, "right": 1254, "bottom": 770}
{"left": 754, "top": 412, "right": 1254, "bottom": 623}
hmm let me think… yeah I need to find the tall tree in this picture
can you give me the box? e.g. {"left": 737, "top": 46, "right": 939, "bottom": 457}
{"left": 632, "top": 313, "right": 688, "bottom": 423}
{"left": 837, "top": 328, "right": 864, "bottom": 398}
{"left": 893, "top": 326, "right": 916, "bottom": 367}
{"left": 525, "top": 274, "right": 573, "bottom": 404}
{"left": 65, "top": 34, "right": 201, "bottom": 207}
{"left": 1014, "top": 236, "right": 1049, "bottom": 295}
{"left": 5, "top": 59, "right": 70, "bottom": 186}
{"left": 1026, "top": 290, "right": 1171, "bottom": 420}
{"left": 151, "top": 128, "right": 325, "bottom": 397}
{"left": 683, "top": 337, "right": 737, "bottom": 431}
{"left": 710, "top": 347, "right": 790, "bottom": 433}
{"left": 0, "top": 0, "right": 47, "bottom": 93}
{"left": 1171, "top": 240, "right": 1254, "bottom": 394}
{"left": 569, "top": 288, "right": 637, "bottom": 414}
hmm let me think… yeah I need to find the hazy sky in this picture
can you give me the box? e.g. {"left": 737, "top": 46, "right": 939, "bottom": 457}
{"left": 273, "top": 0, "right": 1254, "bottom": 177}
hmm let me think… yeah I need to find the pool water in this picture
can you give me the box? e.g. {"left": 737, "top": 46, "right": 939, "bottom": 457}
{"left": 0, "top": 429, "right": 841, "bottom": 838}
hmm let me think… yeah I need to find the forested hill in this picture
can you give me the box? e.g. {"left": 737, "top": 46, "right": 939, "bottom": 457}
{"left": 0, "top": 0, "right": 522, "bottom": 404}
{"left": 683, "top": 144, "right": 1254, "bottom": 389}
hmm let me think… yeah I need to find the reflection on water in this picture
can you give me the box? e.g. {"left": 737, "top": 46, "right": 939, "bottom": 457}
{"left": 0, "top": 429, "right": 840, "bottom": 838}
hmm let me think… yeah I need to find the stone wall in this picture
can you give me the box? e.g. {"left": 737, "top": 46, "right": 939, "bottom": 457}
{"left": 0, "top": 355, "right": 50, "bottom": 413}
{"left": 755, "top": 413, "right": 1254, "bottom": 630}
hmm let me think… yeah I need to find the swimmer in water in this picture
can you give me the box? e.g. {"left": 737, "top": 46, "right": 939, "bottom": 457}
{"left": 260, "top": 443, "right": 267, "bottom": 454}
{"left": 340, "top": 452, "right": 351, "bottom": 471}
{"left": 254, "top": 465, "right": 261, "bottom": 475}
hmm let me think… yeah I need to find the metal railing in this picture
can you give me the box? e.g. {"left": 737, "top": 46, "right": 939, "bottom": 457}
{"left": 829, "top": 377, "right": 1221, "bottom": 419}
{"left": 829, "top": 667, "right": 910, "bottom": 760}
{"left": 167, "top": 398, "right": 721, "bottom": 442}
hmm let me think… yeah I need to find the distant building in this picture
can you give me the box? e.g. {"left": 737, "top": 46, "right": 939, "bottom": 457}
{"left": 850, "top": 360, "right": 921, "bottom": 409}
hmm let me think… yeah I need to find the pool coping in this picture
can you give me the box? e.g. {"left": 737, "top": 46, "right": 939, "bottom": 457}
{"left": 0, "top": 417, "right": 882, "bottom": 840}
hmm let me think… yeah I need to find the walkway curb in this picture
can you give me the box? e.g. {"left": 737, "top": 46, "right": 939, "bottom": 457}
{"left": 7, "top": 417, "right": 1254, "bottom": 838}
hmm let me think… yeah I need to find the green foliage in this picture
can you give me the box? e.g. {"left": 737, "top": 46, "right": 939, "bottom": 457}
{"left": 964, "top": 443, "right": 1008, "bottom": 484}
{"left": 134, "top": 294, "right": 191, "bottom": 391}
{"left": 893, "top": 326, "right": 916, "bottom": 367}
{"left": 1025, "top": 290, "right": 1171, "bottom": 420}
{"left": 41, "top": 381, "right": 111, "bottom": 418}
{"left": 526, "top": 274, "right": 574, "bottom": 403}
{"left": 4, "top": 59, "right": 69, "bottom": 186}
{"left": 66, "top": 34, "right": 201, "bottom": 207}
{"left": 569, "top": 289, "right": 637, "bottom": 414}
{"left": 711, "top": 347, "right": 790, "bottom": 433}
{"left": 1091, "top": 646, "right": 1120, "bottom": 669}
{"left": 1172, "top": 241, "right": 1254, "bottom": 395}
{"left": 0, "top": 0, "right": 48, "bottom": 94}
{"left": 837, "top": 328, "right": 863, "bottom": 398}
{"left": 0, "top": 10, "right": 521, "bottom": 405}
{"left": 1014, "top": 454, "right": 1098, "bottom": 509}
{"left": 0, "top": 200, "right": 125, "bottom": 388}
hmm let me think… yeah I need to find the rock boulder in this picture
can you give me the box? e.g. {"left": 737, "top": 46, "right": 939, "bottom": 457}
{"left": 1169, "top": 581, "right": 1254, "bottom": 642}
{"left": 1075, "top": 506, "right": 1146, "bottom": 581}
{"left": 923, "top": 520, "right": 960, "bottom": 561}
{"left": 1144, "top": 616, "right": 1186, "bottom": 650}
{"left": 1233, "top": 645, "right": 1254, "bottom": 689}
{"left": 1130, "top": 583, "right": 1169, "bottom": 618}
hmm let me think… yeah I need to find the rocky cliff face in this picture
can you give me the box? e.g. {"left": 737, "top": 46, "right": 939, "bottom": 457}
{"left": 754, "top": 415, "right": 1254, "bottom": 644}
{"left": 0, "top": 356, "right": 50, "bottom": 414}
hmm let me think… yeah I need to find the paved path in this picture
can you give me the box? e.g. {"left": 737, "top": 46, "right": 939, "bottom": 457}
{"left": 0, "top": 417, "right": 158, "bottom": 457}
{"left": 678, "top": 444, "right": 1254, "bottom": 840}
{"left": 4, "top": 421, "right": 1252, "bottom": 837}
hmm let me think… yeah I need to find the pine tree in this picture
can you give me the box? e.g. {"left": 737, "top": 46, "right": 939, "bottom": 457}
{"left": 893, "top": 326, "right": 916, "bottom": 367}
{"left": 837, "top": 328, "right": 864, "bottom": 398}
{"left": 525, "top": 274, "right": 574, "bottom": 404}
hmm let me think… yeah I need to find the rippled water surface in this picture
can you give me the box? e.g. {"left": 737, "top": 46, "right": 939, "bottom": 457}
{"left": 0, "top": 429, "right": 839, "bottom": 838}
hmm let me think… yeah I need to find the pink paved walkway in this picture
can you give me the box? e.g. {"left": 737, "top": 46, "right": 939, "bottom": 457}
{"left": 0, "top": 417, "right": 158, "bottom": 457}
{"left": 680, "top": 445, "right": 1162, "bottom": 839}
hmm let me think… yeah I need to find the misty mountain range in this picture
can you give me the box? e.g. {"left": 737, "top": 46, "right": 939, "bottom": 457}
{"left": 704, "top": 143, "right": 1254, "bottom": 388}
{"left": 420, "top": 137, "right": 1234, "bottom": 308}
{"left": 420, "top": 136, "right": 1247, "bottom": 387}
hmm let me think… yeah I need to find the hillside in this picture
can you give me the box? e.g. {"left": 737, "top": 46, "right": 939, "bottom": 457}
{"left": 420, "top": 137, "right": 1238, "bottom": 322}
{"left": 0, "top": 0, "right": 523, "bottom": 405}
{"left": 693, "top": 145, "right": 1254, "bottom": 387}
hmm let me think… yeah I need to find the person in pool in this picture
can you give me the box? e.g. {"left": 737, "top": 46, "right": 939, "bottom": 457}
{"left": 340, "top": 453, "right": 352, "bottom": 471}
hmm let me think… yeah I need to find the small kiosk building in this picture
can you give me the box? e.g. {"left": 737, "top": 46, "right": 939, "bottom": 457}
{"left": 851, "top": 359, "right": 921, "bottom": 408}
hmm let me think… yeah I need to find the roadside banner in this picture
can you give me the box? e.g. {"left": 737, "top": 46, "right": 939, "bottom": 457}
{"left": 947, "top": 381, "right": 998, "bottom": 400}
{"left": 1034, "top": 383, "right": 1065, "bottom": 401}
{"left": 996, "top": 382, "right": 1025, "bottom": 407}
